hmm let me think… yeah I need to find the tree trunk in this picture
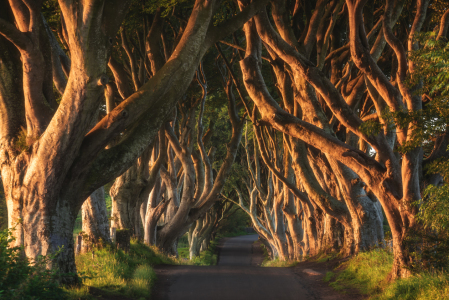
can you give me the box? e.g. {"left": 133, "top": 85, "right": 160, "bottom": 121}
{"left": 81, "top": 187, "right": 110, "bottom": 253}
{"left": 4, "top": 180, "right": 79, "bottom": 283}
{"left": 0, "top": 0, "right": 271, "bottom": 282}
{"left": 189, "top": 218, "right": 204, "bottom": 259}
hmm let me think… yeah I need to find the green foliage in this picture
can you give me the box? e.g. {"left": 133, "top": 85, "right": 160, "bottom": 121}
{"left": 177, "top": 246, "right": 218, "bottom": 266}
{"left": 328, "top": 248, "right": 449, "bottom": 299}
{"left": 420, "top": 156, "right": 449, "bottom": 232}
{"left": 0, "top": 228, "right": 67, "bottom": 299}
{"left": 400, "top": 34, "right": 449, "bottom": 153}
{"left": 14, "top": 129, "right": 29, "bottom": 153}
{"left": 407, "top": 160, "right": 449, "bottom": 272}
{"left": 67, "top": 239, "right": 176, "bottom": 299}
{"left": 324, "top": 271, "right": 335, "bottom": 282}
{"left": 412, "top": 156, "right": 449, "bottom": 273}
{"left": 359, "top": 34, "right": 449, "bottom": 153}
{"left": 42, "top": 0, "right": 61, "bottom": 29}
{"left": 219, "top": 208, "right": 251, "bottom": 236}
{"left": 359, "top": 118, "right": 384, "bottom": 137}
{"left": 141, "top": 0, "right": 193, "bottom": 16}
{"left": 373, "top": 272, "right": 449, "bottom": 300}
{"left": 397, "top": 33, "right": 449, "bottom": 273}
{"left": 177, "top": 235, "right": 222, "bottom": 266}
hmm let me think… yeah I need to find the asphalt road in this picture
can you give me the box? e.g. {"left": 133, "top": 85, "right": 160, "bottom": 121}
{"left": 153, "top": 235, "right": 319, "bottom": 300}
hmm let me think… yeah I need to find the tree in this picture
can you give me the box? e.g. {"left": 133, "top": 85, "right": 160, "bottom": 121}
{"left": 233, "top": 0, "right": 449, "bottom": 278}
{"left": 0, "top": 0, "right": 270, "bottom": 282}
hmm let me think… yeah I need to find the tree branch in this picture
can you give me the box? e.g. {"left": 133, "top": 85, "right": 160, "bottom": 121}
{"left": 437, "top": 9, "right": 449, "bottom": 40}
{"left": 0, "top": 17, "right": 28, "bottom": 50}
{"left": 204, "top": 0, "right": 271, "bottom": 49}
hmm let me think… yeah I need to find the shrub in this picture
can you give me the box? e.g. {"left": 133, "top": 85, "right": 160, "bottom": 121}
{"left": 0, "top": 228, "right": 67, "bottom": 299}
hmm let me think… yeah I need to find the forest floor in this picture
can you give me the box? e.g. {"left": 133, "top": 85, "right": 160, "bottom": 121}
{"left": 152, "top": 234, "right": 364, "bottom": 300}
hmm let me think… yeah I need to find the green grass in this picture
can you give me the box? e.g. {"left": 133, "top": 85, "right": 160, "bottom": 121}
{"left": 177, "top": 237, "right": 220, "bottom": 266}
{"left": 329, "top": 248, "right": 392, "bottom": 293}
{"left": 314, "top": 251, "right": 341, "bottom": 263}
{"left": 261, "top": 258, "right": 299, "bottom": 267}
{"left": 324, "top": 271, "right": 335, "bottom": 282}
{"left": 373, "top": 272, "right": 449, "bottom": 300}
{"left": 66, "top": 239, "right": 176, "bottom": 299}
{"left": 327, "top": 248, "right": 449, "bottom": 300}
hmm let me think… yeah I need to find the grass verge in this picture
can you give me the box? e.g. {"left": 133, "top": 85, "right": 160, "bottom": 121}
{"left": 258, "top": 240, "right": 300, "bottom": 267}
{"left": 261, "top": 258, "right": 299, "bottom": 267}
{"left": 313, "top": 251, "right": 341, "bottom": 263}
{"left": 66, "top": 240, "right": 176, "bottom": 299}
{"left": 327, "top": 248, "right": 449, "bottom": 300}
{"left": 177, "top": 237, "right": 222, "bottom": 265}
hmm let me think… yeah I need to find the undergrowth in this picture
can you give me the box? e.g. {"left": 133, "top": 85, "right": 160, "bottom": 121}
{"left": 177, "top": 236, "right": 222, "bottom": 265}
{"left": 329, "top": 249, "right": 392, "bottom": 294}
{"left": 373, "top": 272, "right": 449, "bottom": 300}
{"left": 313, "top": 251, "right": 341, "bottom": 263}
{"left": 66, "top": 239, "right": 176, "bottom": 299}
{"left": 0, "top": 228, "right": 67, "bottom": 299}
{"left": 327, "top": 248, "right": 449, "bottom": 300}
{"left": 261, "top": 258, "right": 299, "bottom": 267}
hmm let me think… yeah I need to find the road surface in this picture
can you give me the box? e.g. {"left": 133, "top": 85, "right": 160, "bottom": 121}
{"left": 153, "top": 235, "right": 320, "bottom": 300}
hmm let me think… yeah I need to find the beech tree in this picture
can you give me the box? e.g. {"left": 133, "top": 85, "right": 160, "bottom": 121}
{"left": 229, "top": 121, "right": 383, "bottom": 260}
{"left": 0, "top": 0, "right": 270, "bottom": 282}
{"left": 232, "top": 0, "right": 449, "bottom": 278}
{"left": 1, "top": 0, "right": 448, "bottom": 284}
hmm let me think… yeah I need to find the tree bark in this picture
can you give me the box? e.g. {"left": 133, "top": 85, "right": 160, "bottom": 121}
{"left": 80, "top": 187, "right": 110, "bottom": 253}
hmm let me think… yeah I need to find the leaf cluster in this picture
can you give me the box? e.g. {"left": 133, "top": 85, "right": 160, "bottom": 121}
{"left": 403, "top": 33, "right": 449, "bottom": 272}
{"left": 0, "top": 228, "right": 68, "bottom": 299}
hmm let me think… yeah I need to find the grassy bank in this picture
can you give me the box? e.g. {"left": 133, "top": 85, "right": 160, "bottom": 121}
{"left": 325, "top": 248, "right": 449, "bottom": 299}
{"left": 66, "top": 240, "right": 176, "bottom": 299}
